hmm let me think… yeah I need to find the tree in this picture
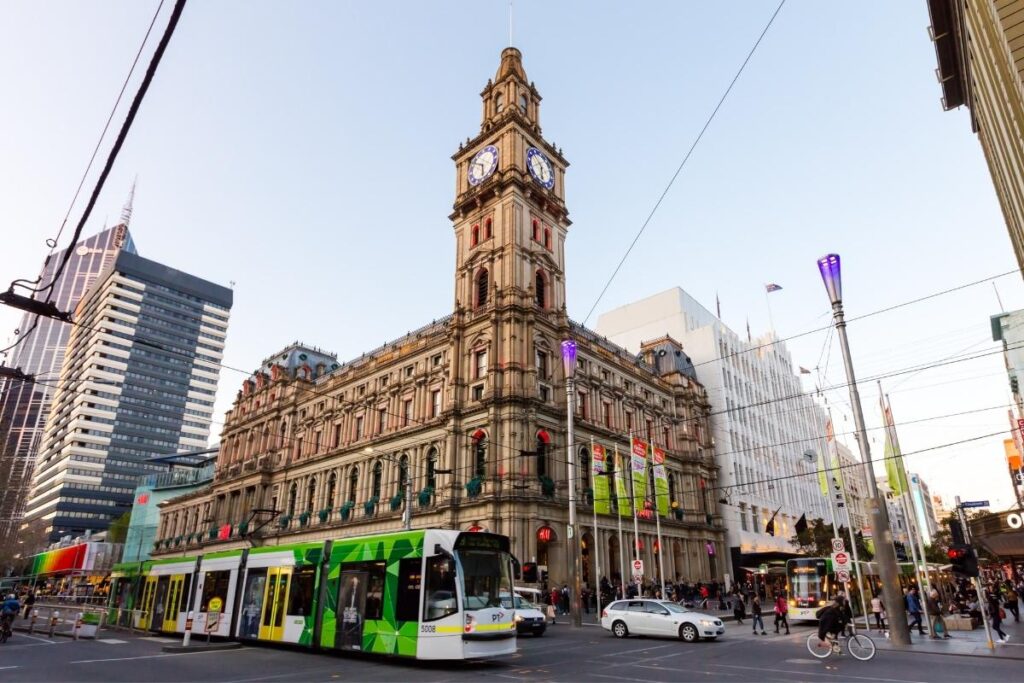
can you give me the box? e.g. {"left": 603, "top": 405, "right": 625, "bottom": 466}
{"left": 790, "top": 517, "right": 873, "bottom": 561}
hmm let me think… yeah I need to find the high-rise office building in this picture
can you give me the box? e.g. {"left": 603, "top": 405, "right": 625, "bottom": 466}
{"left": 596, "top": 288, "right": 833, "bottom": 576}
{"left": 23, "top": 251, "right": 232, "bottom": 541}
{"left": 0, "top": 221, "right": 136, "bottom": 540}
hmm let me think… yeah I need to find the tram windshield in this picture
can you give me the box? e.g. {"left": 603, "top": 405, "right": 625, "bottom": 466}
{"left": 787, "top": 558, "right": 828, "bottom": 608}
{"left": 454, "top": 532, "right": 513, "bottom": 611}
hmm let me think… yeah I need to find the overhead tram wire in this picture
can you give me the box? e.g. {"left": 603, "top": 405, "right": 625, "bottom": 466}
{"left": 7, "top": 0, "right": 167, "bottom": 297}
{"left": 580, "top": 0, "right": 787, "bottom": 327}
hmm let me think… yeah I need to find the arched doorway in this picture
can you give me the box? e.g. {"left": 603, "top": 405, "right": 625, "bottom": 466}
{"left": 673, "top": 540, "right": 686, "bottom": 582}
{"left": 608, "top": 535, "right": 621, "bottom": 596}
{"left": 581, "top": 531, "right": 595, "bottom": 587}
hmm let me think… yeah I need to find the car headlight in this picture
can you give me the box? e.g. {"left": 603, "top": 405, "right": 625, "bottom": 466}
{"left": 515, "top": 614, "right": 524, "bottom": 623}
{"left": 700, "top": 619, "right": 714, "bottom": 626}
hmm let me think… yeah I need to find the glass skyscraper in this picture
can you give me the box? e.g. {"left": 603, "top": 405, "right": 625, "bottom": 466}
{"left": 0, "top": 223, "right": 136, "bottom": 541}
{"left": 23, "top": 251, "right": 232, "bottom": 542}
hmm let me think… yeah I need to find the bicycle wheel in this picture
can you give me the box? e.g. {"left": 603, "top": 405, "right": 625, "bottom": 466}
{"left": 806, "top": 633, "right": 832, "bottom": 659}
{"left": 846, "top": 633, "right": 876, "bottom": 661}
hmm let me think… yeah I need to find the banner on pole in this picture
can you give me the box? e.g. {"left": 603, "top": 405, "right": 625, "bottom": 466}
{"left": 882, "top": 401, "right": 909, "bottom": 495}
{"left": 593, "top": 443, "right": 611, "bottom": 515}
{"left": 614, "top": 447, "right": 632, "bottom": 517}
{"left": 630, "top": 437, "right": 648, "bottom": 516}
{"left": 652, "top": 446, "right": 669, "bottom": 516}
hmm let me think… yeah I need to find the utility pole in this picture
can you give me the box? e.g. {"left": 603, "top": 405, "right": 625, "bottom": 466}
{"left": 955, "top": 496, "right": 995, "bottom": 650}
{"left": 561, "top": 340, "right": 582, "bottom": 627}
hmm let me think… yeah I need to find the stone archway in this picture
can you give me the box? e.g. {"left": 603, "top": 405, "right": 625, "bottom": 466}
{"left": 608, "top": 534, "right": 622, "bottom": 594}
{"left": 581, "top": 531, "right": 595, "bottom": 587}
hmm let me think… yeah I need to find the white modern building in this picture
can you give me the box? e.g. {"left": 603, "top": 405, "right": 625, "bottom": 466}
{"left": 908, "top": 472, "right": 939, "bottom": 545}
{"left": 834, "top": 438, "right": 869, "bottom": 536}
{"left": 597, "top": 288, "right": 833, "bottom": 577}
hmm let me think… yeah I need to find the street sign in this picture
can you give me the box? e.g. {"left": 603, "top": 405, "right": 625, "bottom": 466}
{"left": 632, "top": 559, "right": 644, "bottom": 580}
{"left": 831, "top": 551, "right": 851, "bottom": 572}
{"left": 831, "top": 538, "right": 845, "bottom": 553}
{"left": 960, "top": 500, "right": 990, "bottom": 509}
{"left": 836, "top": 569, "right": 851, "bottom": 583}
{"left": 208, "top": 597, "right": 223, "bottom": 614}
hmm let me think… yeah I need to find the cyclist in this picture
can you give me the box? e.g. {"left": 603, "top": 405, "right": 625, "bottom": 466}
{"left": 0, "top": 594, "right": 20, "bottom": 641}
{"left": 816, "top": 595, "right": 850, "bottom": 648}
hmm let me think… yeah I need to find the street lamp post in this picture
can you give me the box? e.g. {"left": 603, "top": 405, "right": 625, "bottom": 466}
{"left": 562, "top": 339, "right": 583, "bottom": 628}
{"left": 817, "top": 254, "right": 911, "bottom": 645}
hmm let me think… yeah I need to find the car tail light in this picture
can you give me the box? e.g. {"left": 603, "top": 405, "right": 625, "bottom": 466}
{"left": 601, "top": 609, "right": 607, "bottom": 619}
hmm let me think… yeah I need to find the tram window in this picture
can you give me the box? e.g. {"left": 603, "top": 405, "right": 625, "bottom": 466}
{"left": 287, "top": 566, "right": 317, "bottom": 616}
{"left": 200, "top": 571, "right": 230, "bottom": 612}
{"left": 364, "top": 563, "right": 385, "bottom": 621}
{"left": 423, "top": 555, "right": 458, "bottom": 621}
{"left": 395, "top": 557, "right": 422, "bottom": 623}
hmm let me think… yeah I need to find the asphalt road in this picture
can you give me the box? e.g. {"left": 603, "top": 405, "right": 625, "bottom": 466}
{"left": 0, "top": 623, "right": 1019, "bottom": 682}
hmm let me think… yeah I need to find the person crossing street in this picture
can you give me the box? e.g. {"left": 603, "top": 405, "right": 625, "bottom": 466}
{"left": 773, "top": 592, "right": 790, "bottom": 635}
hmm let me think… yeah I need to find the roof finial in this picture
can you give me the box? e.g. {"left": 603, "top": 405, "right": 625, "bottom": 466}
{"left": 508, "top": 0, "right": 513, "bottom": 47}
{"left": 120, "top": 176, "right": 137, "bottom": 227}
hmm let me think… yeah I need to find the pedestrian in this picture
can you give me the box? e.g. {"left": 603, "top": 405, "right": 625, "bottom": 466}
{"left": 988, "top": 590, "right": 1009, "bottom": 643}
{"left": 561, "top": 584, "right": 570, "bottom": 615}
{"left": 906, "top": 587, "right": 925, "bottom": 636}
{"left": 1004, "top": 585, "right": 1020, "bottom": 623}
{"left": 926, "top": 589, "right": 951, "bottom": 639}
{"left": 751, "top": 595, "right": 766, "bottom": 635}
{"left": 23, "top": 591, "right": 35, "bottom": 620}
{"left": 773, "top": 592, "right": 790, "bottom": 634}
{"left": 733, "top": 593, "right": 746, "bottom": 625}
{"left": 870, "top": 592, "right": 885, "bottom": 630}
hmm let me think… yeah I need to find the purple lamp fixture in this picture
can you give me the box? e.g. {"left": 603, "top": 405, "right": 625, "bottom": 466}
{"left": 561, "top": 339, "right": 577, "bottom": 379}
{"left": 817, "top": 253, "right": 842, "bottom": 306}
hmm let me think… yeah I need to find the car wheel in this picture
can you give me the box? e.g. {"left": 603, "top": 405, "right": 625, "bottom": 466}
{"left": 612, "top": 620, "right": 629, "bottom": 638}
{"left": 679, "top": 623, "right": 698, "bottom": 643}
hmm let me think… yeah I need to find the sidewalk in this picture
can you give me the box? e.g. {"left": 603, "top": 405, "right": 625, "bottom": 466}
{"left": 871, "top": 613, "right": 1024, "bottom": 660}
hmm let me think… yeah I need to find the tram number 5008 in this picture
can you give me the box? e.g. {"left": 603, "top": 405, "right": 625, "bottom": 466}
{"left": 420, "top": 625, "right": 436, "bottom": 633}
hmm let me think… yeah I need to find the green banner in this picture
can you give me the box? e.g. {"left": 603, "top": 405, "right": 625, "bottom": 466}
{"left": 630, "top": 437, "right": 648, "bottom": 515}
{"left": 592, "top": 443, "right": 610, "bottom": 515}
{"left": 614, "top": 448, "right": 632, "bottom": 517}
{"left": 652, "top": 446, "right": 669, "bottom": 516}
{"left": 882, "top": 402, "right": 909, "bottom": 495}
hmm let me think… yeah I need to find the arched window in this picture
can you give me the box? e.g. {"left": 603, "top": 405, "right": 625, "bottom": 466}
{"left": 326, "top": 473, "right": 337, "bottom": 510}
{"left": 348, "top": 468, "right": 359, "bottom": 503}
{"left": 580, "top": 447, "right": 590, "bottom": 491}
{"left": 398, "top": 454, "right": 409, "bottom": 495}
{"left": 495, "top": 92, "right": 504, "bottom": 113}
{"left": 426, "top": 448, "right": 438, "bottom": 490}
{"left": 544, "top": 227, "right": 551, "bottom": 250}
{"left": 277, "top": 421, "right": 287, "bottom": 449}
{"left": 484, "top": 218, "right": 492, "bottom": 239}
{"left": 519, "top": 93, "right": 528, "bottom": 114}
{"left": 668, "top": 472, "right": 677, "bottom": 506}
{"left": 475, "top": 268, "right": 489, "bottom": 308}
{"left": 306, "top": 477, "right": 316, "bottom": 513}
{"left": 260, "top": 426, "right": 270, "bottom": 454}
{"left": 532, "top": 219, "right": 540, "bottom": 241}
{"left": 287, "top": 483, "right": 297, "bottom": 516}
{"left": 372, "top": 461, "right": 383, "bottom": 500}
{"left": 535, "top": 270, "right": 546, "bottom": 308}
{"left": 473, "top": 432, "right": 487, "bottom": 479}
{"left": 471, "top": 224, "right": 479, "bottom": 247}
{"left": 536, "top": 434, "right": 548, "bottom": 479}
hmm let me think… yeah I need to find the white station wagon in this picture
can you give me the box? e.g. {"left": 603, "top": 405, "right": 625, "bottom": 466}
{"left": 601, "top": 599, "right": 725, "bottom": 642}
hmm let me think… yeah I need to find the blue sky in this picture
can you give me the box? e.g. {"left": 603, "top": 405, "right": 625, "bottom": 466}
{"left": 2, "top": 1, "right": 1021, "bottom": 511}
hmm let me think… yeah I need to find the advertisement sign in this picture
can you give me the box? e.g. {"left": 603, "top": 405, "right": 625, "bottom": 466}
{"left": 652, "top": 446, "right": 669, "bottom": 516}
{"left": 614, "top": 447, "right": 632, "bottom": 517}
{"left": 630, "top": 437, "right": 648, "bottom": 515}
{"left": 592, "top": 444, "right": 610, "bottom": 515}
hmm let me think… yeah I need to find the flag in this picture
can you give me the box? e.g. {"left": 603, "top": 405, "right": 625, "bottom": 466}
{"left": 765, "top": 506, "right": 781, "bottom": 536}
{"left": 799, "top": 366, "right": 811, "bottom": 374}
{"left": 816, "top": 423, "right": 831, "bottom": 497}
{"left": 826, "top": 419, "right": 846, "bottom": 510}
{"left": 652, "top": 446, "right": 669, "bottom": 516}
{"left": 630, "top": 437, "right": 648, "bottom": 516}
{"left": 746, "top": 318, "right": 751, "bottom": 342}
{"left": 881, "top": 398, "right": 909, "bottom": 495}
{"left": 765, "top": 283, "right": 783, "bottom": 293}
{"left": 716, "top": 292, "right": 721, "bottom": 319}
{"left": 795, "top": 513, "right": 808, "bottom": 535}
{"left": 592, "top": 442, "right": 610, "bottom": 515}
{"left": 614, "top": 445, "right": 631, "bottom": 517}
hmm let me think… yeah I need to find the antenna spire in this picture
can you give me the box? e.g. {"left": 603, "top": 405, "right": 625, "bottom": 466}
{"left": 508, "top": 0, "right": 513, "bottom": 47}
{"left": 120, "top": 177, "right": 137, "bottom": 227}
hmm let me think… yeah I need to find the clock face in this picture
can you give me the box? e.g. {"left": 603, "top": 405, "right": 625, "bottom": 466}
{"left": 526, "top": 147, "right": 554, "bottom": 189}
{"left": 468, "top": 145, "right": 499, "bottom": 186}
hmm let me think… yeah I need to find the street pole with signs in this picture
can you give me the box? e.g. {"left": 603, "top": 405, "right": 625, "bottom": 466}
{"left": 562, "top": 340, "right": 583, "bottom": 628}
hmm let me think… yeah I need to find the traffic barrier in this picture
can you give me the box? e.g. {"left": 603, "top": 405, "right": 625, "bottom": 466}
{"left": 73, "top": 612, "right": 83, "bottom": 640}
{"left": 48, "top": 610, "right": 59, "bottom": 638}
{"left": 28, "top": 609, "right": 37, "bottom": 635}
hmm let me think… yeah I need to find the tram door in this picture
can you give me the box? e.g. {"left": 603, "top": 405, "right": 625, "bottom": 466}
{"left": 151, "top": 576, "right": 170, "bottom": 631}
{"left": 335, "top": 569, "right": 368, "bottom": 651}
{"left": 138, "top": 576, "right": 157, "bottom": 630}
{"left": 162, "top": 575, "right": 185, "bottom": 632}
{"left": 257, "top": 567, "right": 292, "bottom": 641}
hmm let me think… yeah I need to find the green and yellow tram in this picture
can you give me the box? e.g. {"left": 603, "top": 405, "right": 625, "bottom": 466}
{"left": 108, "top": 529, "right": 517, "bottom": 660}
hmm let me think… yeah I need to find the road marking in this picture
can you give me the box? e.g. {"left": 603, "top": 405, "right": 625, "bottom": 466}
{"left": 784, "top": 658, "right": 820, "bottom": 664}
{"left": 16, "top": 632, "right": 56, "bottom": 643}
{"left": 597, "top": 643, "right": 674, "bottom": 657}
{"left": 97, "top": 638, "right": 128, "bottom": 644}
{"left": 71, "top": 649, "right": 229, "bottom": 665}
{"left": 0, "top": 667, "right": 20, "bottom": 671}
{"left": 590, "top": 672, "right": 667, "bottom": 683}
{"left": 713, "top": 663, "right": 928, "bottom": 683}
{"left": 634, "top": 664, "right": 740, "bottom": 677}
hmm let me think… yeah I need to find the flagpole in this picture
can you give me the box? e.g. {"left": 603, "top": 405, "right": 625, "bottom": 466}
{"left": 879, "top": 384, "right": 930, "bottom": 635}
{"left": 764, "top": 286, "right": 776, "bottom": 334}
{"left": 827, "top": 408, "right": 870, "bottom": 631}
{"left": 614, "top": 444, "right": 627, "bottom": 599}
{"left": 652, "top": 442, "right": 666, "bottom": 600}
{"left": 591, "top": 437, "right": 602, "bottom": 619}
{"left": 629, "top": 433, "right": 641, "bottom": 592}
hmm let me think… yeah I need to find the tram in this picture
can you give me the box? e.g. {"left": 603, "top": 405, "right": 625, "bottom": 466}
{"left": 786, "top": 558, "right": 832, "bottom": 620}
{"left": 107, "top": 529, "right": 517, "bottom": 660}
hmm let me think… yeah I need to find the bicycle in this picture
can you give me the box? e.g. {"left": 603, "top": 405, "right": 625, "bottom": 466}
{"left": 806, "top": 628, "right": 876, "bottom": 661}
{"left": 0, "top": 614, "right": 13, "bottom": 644}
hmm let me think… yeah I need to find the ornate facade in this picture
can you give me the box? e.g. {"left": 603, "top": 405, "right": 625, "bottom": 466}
{"left": 154, "top": 48, "right": 725, "bottom": 588}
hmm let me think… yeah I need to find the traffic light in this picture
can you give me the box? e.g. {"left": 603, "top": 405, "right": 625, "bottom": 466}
{"left": 947, "top": 544, "right": 979, "bottom": 578}
{"left": 522, "top": 562, "right": 538, "bottom": 583}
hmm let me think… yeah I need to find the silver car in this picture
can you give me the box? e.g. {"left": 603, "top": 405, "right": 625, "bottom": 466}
{"left": 601, "top": 599, "right": 725, "bottom": 642}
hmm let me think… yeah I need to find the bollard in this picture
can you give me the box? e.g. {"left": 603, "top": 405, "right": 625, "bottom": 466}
{"left": 28, "top": 609, "right": 37, "bottom": 635}
{"left": 73, "top": 612, "right": 83, "bottom": 640}
{"left": 48, "top": 610, "right": 59, "bottom": 638}
{"left": 182, "top": 610, "right": 193, "bottom": 647}
{"left": 116, "top": 608, "right": 122, "bottom": 630}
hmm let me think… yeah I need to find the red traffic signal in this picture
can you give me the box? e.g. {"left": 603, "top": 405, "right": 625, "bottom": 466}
{"left": 947, "top": 547, "right": 967, "bottom": 561}
{"left": 947, "top": 543, "right": 979, "bottom": 577}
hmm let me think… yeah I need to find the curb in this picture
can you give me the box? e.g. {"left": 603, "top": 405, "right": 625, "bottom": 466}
{"left": 160, "top": 642, "right": 243, "bottom": 653}
{"left": 875, "top": 642, "right": 1024, "bottom": 662}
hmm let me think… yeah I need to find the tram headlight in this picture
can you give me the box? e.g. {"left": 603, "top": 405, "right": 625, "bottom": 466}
{"left": 514, "top": 613, "right": 524, "bottom": 623}
{"left": 789, "top": 599, "right": 795, "bottom": 607}
{"left": 464, "top": 614, "right": 475, "bottom": 633}
{"left": 818, "top": 600, "right": 825, "bottom": 606}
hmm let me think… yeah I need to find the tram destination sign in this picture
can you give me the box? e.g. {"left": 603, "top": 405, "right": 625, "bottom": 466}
{"left": 959, "top": 500, "right": 990, "bottom": 509}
